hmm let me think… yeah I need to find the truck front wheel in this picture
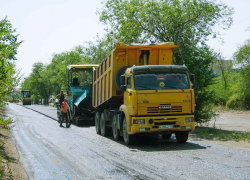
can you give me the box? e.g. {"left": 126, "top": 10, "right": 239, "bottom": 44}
{"left": 175, "top": 131, "right": 189, "bottom": 143}
{"left": 95, "top": 112, "right": 101, "bottom": 134}
{"left": 123, "top": 118, "right": 136, "bottom": 145}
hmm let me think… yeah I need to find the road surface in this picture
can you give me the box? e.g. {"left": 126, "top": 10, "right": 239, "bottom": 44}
{"left": 7, "top": 103, "right": 250, "bottom": 180}
{"left": 210, "top": 111, "right": 250, "bottom": 132}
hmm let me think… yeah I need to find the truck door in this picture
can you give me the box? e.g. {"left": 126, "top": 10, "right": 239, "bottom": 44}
{"left": 124, "top": 76, "right": 137, "bottom": 115}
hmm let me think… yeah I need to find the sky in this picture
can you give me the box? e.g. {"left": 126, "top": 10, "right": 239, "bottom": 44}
{"left": 1, "top": 0, "right": 250, "bottom": 78}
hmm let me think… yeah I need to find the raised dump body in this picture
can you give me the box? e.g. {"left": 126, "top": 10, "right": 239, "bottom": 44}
{"left": 92, "top": 42, "right": 178, "bottom": 108}
{"left": 92, "top": 42, "right": 195, "bottom": 145}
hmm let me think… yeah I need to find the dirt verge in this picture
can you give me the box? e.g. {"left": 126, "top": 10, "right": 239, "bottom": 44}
{"left": 0, "top": 128, "right": 27, "bottom": 180}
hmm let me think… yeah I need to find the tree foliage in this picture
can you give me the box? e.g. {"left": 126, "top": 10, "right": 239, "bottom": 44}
{"left": 0, "top": 17, "right": 22, "bottom": 105}
{"left": 232, "top": 40, "right": 250, "bottom": 109}
{"left": 210, "top": 39, "right": 250, "bottom": 110}
{"left": 21, "top": 40, "right": 110, "bottom": 103}
{"left": 99, "top": 0, "right": 233, "bottom": 123}
{"left": 99, "top": 0, "right": 233, "bottom": 44}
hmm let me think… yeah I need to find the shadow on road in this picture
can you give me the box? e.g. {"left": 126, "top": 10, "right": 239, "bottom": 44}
{"left": 75, "top": 122, "right": 95, "bottom": 128}
{"left": 131, "top": 138, "right": 206, "bottom": 152}
{"left": 106, "top": 135, "right": 207, "bottom": 152}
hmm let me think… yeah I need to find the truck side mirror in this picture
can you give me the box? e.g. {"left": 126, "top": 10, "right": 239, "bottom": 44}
{"left": 120, "top": 74, "right": 125, "bottom": 85}
{"left": 190, "top": 74, "right": 195, "bottom": 89}
{"left": 120, "top": 85, "right": 127, "bottom": 92}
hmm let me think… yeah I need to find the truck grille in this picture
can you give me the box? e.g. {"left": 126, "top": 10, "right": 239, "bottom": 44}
{"left": 147, "top": 106, "right": 182, "bottom": 113}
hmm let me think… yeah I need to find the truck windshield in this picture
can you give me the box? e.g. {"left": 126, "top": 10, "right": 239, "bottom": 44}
{"left": 134, "top": 72, "right": 190, "bottom": 90}
{"left": 22, "top": 91, "right": 31, "bottom": 98}
{"left": 71, "top": 70, "right": 92, "bottom": 86}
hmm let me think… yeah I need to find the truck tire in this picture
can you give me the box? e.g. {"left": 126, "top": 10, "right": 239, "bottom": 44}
{"left": 115, "top": 66, "right": 130, "bottom": 90}
{"left": 95, "top": 112, "right": 101, "bottom": 134}
{"left": 100, "top": 113, "right": 110, "bottom": 137}
{"left": 175, "top": 131, "right": 189, "bottom": 143}
{"left": 112, "top": 114, "right": 121, "bottom": 141}
{"left": 123, "top": 117, "right": 136, "bottom": 145}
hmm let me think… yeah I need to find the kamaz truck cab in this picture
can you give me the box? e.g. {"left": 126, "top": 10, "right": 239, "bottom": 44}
{"left": 67, "top": 64, "right": 99, "bottom": 125}
{"left": 119, "top": 65, "right": 195, "bottom": 144}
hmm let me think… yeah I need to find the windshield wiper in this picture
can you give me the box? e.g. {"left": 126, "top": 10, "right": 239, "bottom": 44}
{"left": 163, "top": 86, "right": 185, "bottom": 91}
{"left": 136, "top": 86, "right": 158, "bottom": 92}
{"left": 162, "top": 85, "right": 178, "bottom": 89}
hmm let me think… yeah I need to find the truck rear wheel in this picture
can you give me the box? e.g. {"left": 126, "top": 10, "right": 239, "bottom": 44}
{"left": 175, "top": 131, "right": 189, "bottom": 143}
{"left": 95, "top": 112, "right": 101, "bottom": 134}
{"left": 123, "top": 117, "right": 136, "bottom": 145}
{"left": 112, "top": 115, "right": 121, "bottom": 141}
{"left": 100, "top": 113, "right": 110, "bottom": 137}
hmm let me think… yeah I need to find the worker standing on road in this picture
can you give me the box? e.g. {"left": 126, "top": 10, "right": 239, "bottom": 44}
{"left": 60, "top": 99, "right": 70, "bottom": 128}
{"left": 56, "top": 90, "right": 66, "bottom": 107}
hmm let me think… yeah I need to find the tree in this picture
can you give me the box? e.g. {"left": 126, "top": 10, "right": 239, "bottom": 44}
{"left": 82, "top": 40, "right": 112, "bottom": 64}
{"left": 21, "top": 45, "right": 95, "bottom": 102}
{"left": 99, "top": 0, "right": 233, "bottom": 123}
{"left": 233, "top": 39, "right": 250, "bottom": 109}
{"left": 213, "top": 53, "right": 233, "bottom": 89}
{"left": 21, "top": 62, "right": 52, "bottom": 104}
{"left": 234, "top": 39, "right": 250, "bottom": 66}
{"left": 0, "top": 17, "right": 22, "bottom": 105}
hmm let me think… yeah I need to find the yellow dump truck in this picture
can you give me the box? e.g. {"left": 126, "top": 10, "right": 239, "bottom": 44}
{"left": 93, "top": 42, "right": 195, "bottom": 145}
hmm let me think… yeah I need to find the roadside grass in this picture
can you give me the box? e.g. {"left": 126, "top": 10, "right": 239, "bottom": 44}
{"left": 192, "top": 127, "right": 250, "bottom": 143}
{"left": 212, "top": 105, "right": 250, "bottom": 112}
{"left": 0, "top": 117, "right": 12, "bottom": 129}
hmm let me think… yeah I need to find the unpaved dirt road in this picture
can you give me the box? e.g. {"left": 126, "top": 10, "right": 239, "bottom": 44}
{"left": 210, "top": 111, "right": 250, "bottom": 132}
{"left": 8, "top": 103, "right": 250, "bottom": 180}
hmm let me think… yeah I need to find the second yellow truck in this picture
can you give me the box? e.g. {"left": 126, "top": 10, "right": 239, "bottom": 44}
{"left": 92, "top": 42, "right": 195, "bottom": 145}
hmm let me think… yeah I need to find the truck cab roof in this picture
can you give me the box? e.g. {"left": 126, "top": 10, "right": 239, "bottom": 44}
{"left": 130, "top": 65, "right": 189, "bottom": 73}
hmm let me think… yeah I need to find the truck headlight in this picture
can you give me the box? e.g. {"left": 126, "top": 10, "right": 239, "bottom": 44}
{"left": 185, "top": 117, "right": 194, "bottom": 122}
{"left": 133, "top": 119, "right": 145, "bottom": 124}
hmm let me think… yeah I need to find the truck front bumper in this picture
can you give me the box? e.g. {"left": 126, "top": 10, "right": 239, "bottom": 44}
{"left": 129, "top": 115, "right": 195, "bottom": 135}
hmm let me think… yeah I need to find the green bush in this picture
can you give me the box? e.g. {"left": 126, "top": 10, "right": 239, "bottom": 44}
{"left": 0, "top": 117, "right": 12, "bottom": 129}
{"left": 31, "top": 94, "right": 40, "bottom": 104}
{"left": 226, "top": 94, "right": 244, "bottom": 110}
{"left": 209, "top": 77, "right": 231, "bottom": 106}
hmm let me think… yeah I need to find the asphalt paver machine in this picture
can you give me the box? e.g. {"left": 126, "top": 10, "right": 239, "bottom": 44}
{"left": 57, "top": 64, "right": 99, "bottom": 126}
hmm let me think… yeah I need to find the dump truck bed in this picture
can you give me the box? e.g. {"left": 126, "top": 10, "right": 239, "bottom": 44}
{"left": 92, "top": 42, "right": 178, "bottom": 108}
